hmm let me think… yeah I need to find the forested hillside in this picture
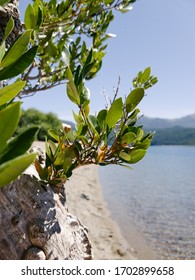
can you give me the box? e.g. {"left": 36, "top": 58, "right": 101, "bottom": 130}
{"left": 151, "top": 126, "right": 195, "bottom": 145}
{"left": 139, "top": 114, "right": 195, "bottom": 145}
{"left": 18, "top": 109, "right": 195, "bottom": 145}
{"left": 16, "top": 108, "right": 62, "bottom": 141}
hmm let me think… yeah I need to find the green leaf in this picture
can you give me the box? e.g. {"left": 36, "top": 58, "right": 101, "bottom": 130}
{"left": 141, "top": 67, "right": 151, "bottom": 83}
{"left": 121, "top": 132, "right": 136, "bottom": 144}
{"left": 77, "top": 123, "right": 88, "bottom": 136}
{"left": 24, "top": 4, "right": 36, "bottom": 30}
{"left": 0, "top": 153, "right": 36, "bottom": 187}
{"left": 1, "top": 30, "right": 32, "bottom": 68}
{"left": 63, "top": 157, "right": 72, "bottom": 173}
{"left": 0, "top": 126, "right": 39, "bottom": 164}
{"left": 37, "top": 6, "right": 43, "bottom": 28}
{"left": 0, "top": 0, "right": 11, "bottom": 6}
{"left": 38, "top": 166, "right": 48, "bottom": 181}
{"left": 48, "top": 129, "right": 59, "bottom": 142}
{"left": 73, "top": 110, "right": 82, "bottom": 124}
{"left": 106, "top": 98, "right": 123, "bottom": 128}
{"left": 119, "top": 151, "right": 131, "bottom": 162}
{"left": 85, "top": 49, "right": 93, "bottom": 66}
{"left": 136, "top": 127, "right": 144, "bottom": 141}
{"left": 67, "top": 81, "right": 80, "bottom": 105}
{"left": 3, "top": 17, "right": 14, "bottom": 42}
{"left": 64, "top": 146, "right": 76, "bottom": 160}
{"left": 67, "top": 67, "right": 74, "bottom": 81}
{"left": 0, "top": 46, "right": 38, "bottom": 80}
{"left": 104, "top": 0, "right": 115, "bottom": 5}
{"left": 97, "top": 109, "right": 107, "bottom": 128}
{"left": 79, "top": 135, "right": 88, "bottom": 145}
{"left": 87, "top": 115, "right": 100, "bottom": 138}
{"left": 82, "top": 62, "right": 95, "bottom": 79}
{"left": 88, "top": 115, "right": 99, "bottom": 130}
{"left": 0, "top": 102, "right": 20, "bottom": 146}
{"left": 118, "top": 163, "right": 133, "bottom": 170}
{"left": 151, "top": 77, "right": 158, "bottom": 84}
{"left": 129, "top": 108, "right": 140, "bottom": 120}
{"left": 57, "top": 1, "right": 66, "bottom": 16}
{"left": 128, "top": 149, "right": 146, "bottom": 164}
{"left": 126, "top": 88, "right": 144, "bottom": 113}
{"left": 48, "top": 140, "right": 57, "bottom": 155}
{"left": 0, "top": 42, "right": 5, "bottom": 63}
{"left": 136, "top": 138, "right": 151, "bottom": 150}
{"left": 54, "top": 146, "right": 77, "bottom": 167}
{"left": 54, "top": 151, "right": 65, "bottom": 166}
{"left": 49, "top": 0, "right": 57, "bottom": 10}
{"left": 0, "top": 81, "right": 26, "bottom": 106}
{"left": 46, "top": 40, "right": 58, "bottom": 58}
{"left": 45, "top": 139, "right": 53, "bottom": 161}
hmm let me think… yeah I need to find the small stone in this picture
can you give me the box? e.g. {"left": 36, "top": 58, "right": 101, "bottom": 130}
{"left": 80, "top": 193, "right": 90, "bottom": 200}
{"left": 23, "top": 247, "right": 46, "bottom": 260}
{"left": 28, "top": 222, "right": 48, "bottom": 248}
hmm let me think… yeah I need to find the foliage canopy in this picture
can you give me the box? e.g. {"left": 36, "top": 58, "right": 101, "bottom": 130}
{"left": 16, "top": 108, "right": 62, "bottom": 141}
{"left": 19, "top": 0, "right": 138, "bottom": 96}
{"left": 0, "top": 16, "right": 38, "bottom": 186}
{"left": 0, "top": 0, "right": 158, "bottom": 187}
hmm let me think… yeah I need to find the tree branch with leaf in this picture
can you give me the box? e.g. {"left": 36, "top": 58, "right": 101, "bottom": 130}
{"left": 0, "top": 0, "right": 158, "bottom": 188}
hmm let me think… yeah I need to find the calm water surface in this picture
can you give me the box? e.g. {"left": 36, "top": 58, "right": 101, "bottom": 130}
{"left": 98, "top": 146, "right": 195, "bottom": 259}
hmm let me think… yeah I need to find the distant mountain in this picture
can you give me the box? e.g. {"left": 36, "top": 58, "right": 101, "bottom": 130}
{"left": 174, "top": 114, "right": 195, "bottom": 128}
{"left": 138, "top": 114, "right": 195, "bottom": 145}
{"left": 138, "top": 114, "right": 195, "bottom": 129}
{"left": 62, "top": 114, "right": 195, "bottom": 131}
{"left": 61, "top": 115, "right": 195, "bottom": 145}
{"left": 151, "top": 126, "right": 195, "bottom": 145}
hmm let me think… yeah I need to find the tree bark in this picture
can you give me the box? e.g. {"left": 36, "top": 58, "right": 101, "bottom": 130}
{"left": 0, "top": 172, "right": 92, "bottom": 260}
{"left": 0, "top": 0, "right": 22, "bottom": 48}
{"left": 0, "top": 2, "right": 92, "bottom": 260}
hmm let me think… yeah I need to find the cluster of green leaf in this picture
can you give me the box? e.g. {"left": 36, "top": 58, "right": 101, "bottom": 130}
{"left": 16, "top": 108, "right": 62, "bottom": 141}
{"left": 133, "top": 68, "right": 158, "bottom": 90}
{"left": 0, "top": 0, "right": 158, "bottom": 189}
{"left": 0, "top": 15, "right": 38, "bottom": 187}
{"left": 0, "top": 17, "right": 37, "bottom": 80}
{"left": 17, "top": 0, "right": 137, "bottom": 96}
{"left": 35, "top": 67, "right": 157, "bottom": 187}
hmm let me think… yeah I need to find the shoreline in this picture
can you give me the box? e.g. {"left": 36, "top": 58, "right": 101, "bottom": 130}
{"left": 65, "top": 165, "right": 135, "bottom": 259}
{"left": 33, "top": 141, "right": 156, "bottom": 259}
{"left": 66, "top": 165, "right": 157, "bottom": 260}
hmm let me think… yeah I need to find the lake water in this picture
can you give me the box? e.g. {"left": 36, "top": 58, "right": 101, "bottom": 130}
{"left": 98, "top": 146, "right": 195, "bottom": 259}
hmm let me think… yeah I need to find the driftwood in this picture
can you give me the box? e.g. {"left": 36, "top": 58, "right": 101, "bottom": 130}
{"left": 0, "top": 1, "right": 93, "bottom": 260}
{"left": 0, "top": 172, "right": 92, "bottom": 260}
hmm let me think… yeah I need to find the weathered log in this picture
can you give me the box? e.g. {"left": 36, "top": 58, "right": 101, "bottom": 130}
{"left": 0, "top": 173, "right": 92, "bottom": 260}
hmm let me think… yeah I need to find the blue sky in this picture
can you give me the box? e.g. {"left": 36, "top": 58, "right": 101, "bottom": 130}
{"left": 19, "top": 0, "right": 195, "bottom": 121}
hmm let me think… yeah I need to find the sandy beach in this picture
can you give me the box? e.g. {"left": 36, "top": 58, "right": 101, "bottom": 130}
{"left": 34, "top": 142, "right": 156, "bottom": 260}
{"left": 65, "top": 165, "right": 136, "bottom": 260}
{"left": 65, "top": 164, "right": 158, "bottom": 260}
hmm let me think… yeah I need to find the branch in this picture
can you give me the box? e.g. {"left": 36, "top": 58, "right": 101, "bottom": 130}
{"left": 36, "top": 0, "right": 128, "bottom": 33}
{"left": 26, "top": 67, "right": 67, "bottom": 81}
{"left": 23, "top": 62, "right": 36, "bottom": 81}
{"left": 19, "top": 81, "right": 66, "bottom": 97}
